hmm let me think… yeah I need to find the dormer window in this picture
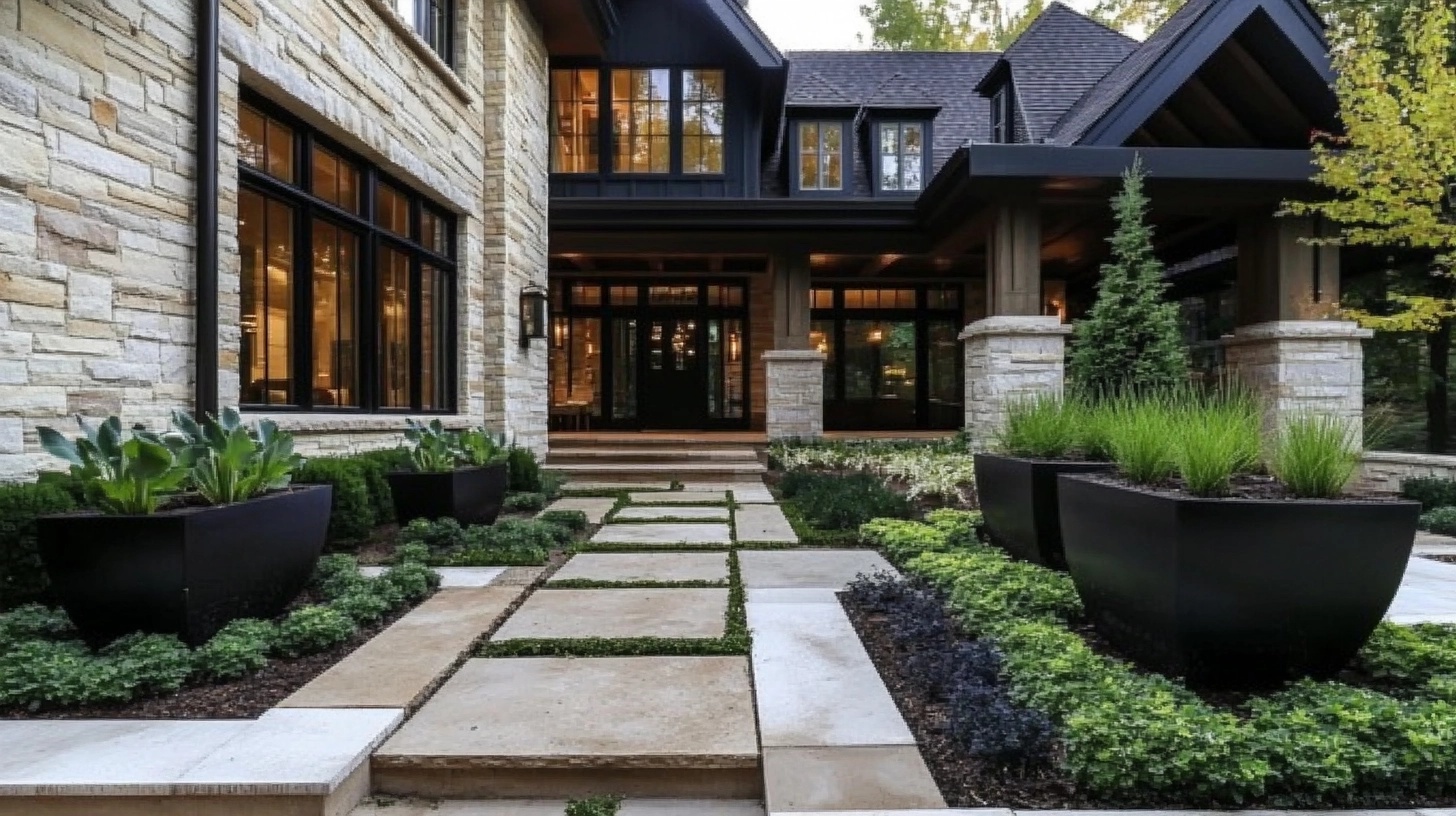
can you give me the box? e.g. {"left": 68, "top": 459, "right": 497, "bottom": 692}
{"left": 876, "top": 122, "right": 925, "bottom": 193}
{"left": 796, "top": 122, "right": 844, "bottom": 192}
{"left": 991, "top": 88, "right": 1011, "bottom": 143}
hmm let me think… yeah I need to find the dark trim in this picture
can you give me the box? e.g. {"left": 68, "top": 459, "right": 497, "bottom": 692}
{"left": 962, "top": 143, "right": 1318, "bottom": 182}
{"left": 582, "top": 0, "right": 620, "bottom": 42}
{"left": 551, "top": 198, "right": 921, "bottom": 232}
{"left": 868, "top": 118, "right": 932, "bottom": 198}
{"left": 194, "top": 0, "right": 219, "bottom": 418}
{"left": 1079, "top": 0, "right": 1334, "bottom": 146}
{"left": 789, "top": 119, "right": 851, "bottom": 197}
{"left": 706, "top": 0, "right": 784, "bottom": 69}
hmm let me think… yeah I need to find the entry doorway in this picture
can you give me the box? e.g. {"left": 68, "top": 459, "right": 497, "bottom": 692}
{"left": 549, "top": 280, "right": 750, "bottom": 430}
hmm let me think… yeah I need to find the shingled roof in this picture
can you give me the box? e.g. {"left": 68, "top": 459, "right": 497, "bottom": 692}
{"left": 1046, "top": 0, "right": 1217, "bottom": 144}
{"left": 991, "top": 2, "right": 1138, "bottom": 143}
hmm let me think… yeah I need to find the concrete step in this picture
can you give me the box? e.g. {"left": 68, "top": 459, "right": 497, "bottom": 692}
{"left": 548, "top": 461, "right": 766, "bottom": 483}
{"left": 547, "top": 447, "right": 760, "bottom": 465}
{"left": 351, "top": 799, "right": 766, "bottom": 815}
{"left": 371, "top": 657, "right": 761, "bottom": 800}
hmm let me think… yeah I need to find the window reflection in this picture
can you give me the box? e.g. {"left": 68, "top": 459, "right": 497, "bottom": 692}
{"left": 612, "top": 69, "right": 671, "bottom": 173}
{"left": 311, "top": 221, "right": 358, "bottom": 407}
{"left": 551, "top": 69, "right": 600, "bottom": 173}
{"left": 879, "top": 122, "right": 925, "bottom": 192}
{"left": 683, "top": 69, "right": 725, "bottom": 174}
{"left": 797, "top": 122, "right": 843, "bottom": 191}
{"left": 378, "top": 247, "right": 411, "bottom": 408}
{"left": 239, "top": 190, "right": 295, "bottom": 405}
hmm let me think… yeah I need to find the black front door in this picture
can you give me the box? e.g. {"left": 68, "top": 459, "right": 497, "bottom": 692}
{"left": 641, "top": 317, "right": 706, "bottom": 428}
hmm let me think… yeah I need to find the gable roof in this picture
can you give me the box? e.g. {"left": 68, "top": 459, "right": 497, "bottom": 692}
{"left": 864, "top": 73, "right": 942, "bottom": 110}
{"left": 989, "top": 3, "right": 1138, "bottom": 143}
{"left": 1047, "top": 0, "right": 1333, "bottom": 145}
{"left": 708, "top": 0, "right": 784, "bottom": 68}
{"left": 786, "top": 71, "right": 856, "bottom": 108}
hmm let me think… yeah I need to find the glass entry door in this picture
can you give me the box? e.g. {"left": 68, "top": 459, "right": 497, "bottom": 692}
{"left": 641, "top": 317, "right": 706, "bottom": 429}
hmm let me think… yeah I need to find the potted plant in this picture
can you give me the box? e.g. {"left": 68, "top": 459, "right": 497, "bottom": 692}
{"left": 36, "top": 409, "right": 330, "bottom": 646}
{"left": 973, "top": 394, "right": 1113, "bottom": 570}
{"left": 1058, "top": 394, "right": 1419, "bottom": 689}
{"left": 386, "top": 419, "right": 509, "bottom": 527}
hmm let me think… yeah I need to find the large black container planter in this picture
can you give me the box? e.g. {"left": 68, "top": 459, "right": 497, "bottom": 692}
{"left": 1058, "top": 474, "right": 1419, "bottom": 689}
{"left": 387, "top": 464, "right": 508, "bottom": 527}
{"left": 38, "top": 485, "right": 332, "bottom": 647}
{"left": 973, "top": 453, "right": 1112, "bottom": 570}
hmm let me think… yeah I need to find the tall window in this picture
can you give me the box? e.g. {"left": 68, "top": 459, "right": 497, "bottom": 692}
{"left": 612, "top": 69, "right": 671, "bottom": 173}
{"left": 878, "top": 122, "right": 925, "bottom": 193}
{"left": 551, "top": 69, "right": 600, "bottom": 173}
{"left": 991, "top": 88, "right": 1011, "bottom": 143}
{"left": 395, "top": 0, "right": 452, "bottom": 64}
{"left": 797, "top": 122, "right": 844, "bottom": 191}
{"left": 238, "top": 99, "right": 457, "bottom": 412}
{"left": 682, "top": 69, "right": 725, "bottom": 174}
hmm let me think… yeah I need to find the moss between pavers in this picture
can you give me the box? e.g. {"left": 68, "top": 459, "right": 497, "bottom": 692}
{"left": 477, "top": 552, "right": 749, "bottom": 658}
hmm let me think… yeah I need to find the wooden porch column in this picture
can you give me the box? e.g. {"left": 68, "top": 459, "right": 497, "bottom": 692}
{"left": 986, "top": 201, "right": 1043, "bottom": 317}
{"left": 771, "top": 251, "right": 812, "bottom": 350}
{"left": 1225, "top": 212, "right": 1369, "bottom": 440}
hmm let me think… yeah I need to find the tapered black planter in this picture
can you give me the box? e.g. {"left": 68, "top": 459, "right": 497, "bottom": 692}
{"left": 38, "top": 485, "right": 332, "bottom": 647}
{"left": 1058, "top": 475, "right": 1419, "bottom": 688}
{"left": 973, "top": 453, "right": 1112, "bottom": 570}
{"left": 387, "top": 464, "right": 507, "bottom": 527}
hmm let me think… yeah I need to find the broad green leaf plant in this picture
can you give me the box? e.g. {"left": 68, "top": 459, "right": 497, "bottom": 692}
{"left": 38, "top": 417, "right": 188, "bottom": 515}
{"left": 168, "top": 408, "right": 303, "bottom": 505}
{"left": 403, "top": 418, "right": 459, "bottom": 473}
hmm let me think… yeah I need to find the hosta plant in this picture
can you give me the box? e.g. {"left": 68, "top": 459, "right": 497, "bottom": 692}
{"left": 38, "top": 416, "right": 188, "bottom": 515}
{"left": 167, "top": 408, "right": 303, "bottom": 505}
{"left": 458, "top": 428, "right": 509, "bottom": 467}
{"left": 404, "top": 418, "right": 459, "bottom": 473}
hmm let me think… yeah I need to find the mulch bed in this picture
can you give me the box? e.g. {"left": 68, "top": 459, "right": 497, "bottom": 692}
{"left": 840, "top": 591, "right": 1082, "bottom": 809}
{"left": 1424, "top": 553, "right": 1456, "bottom": 565}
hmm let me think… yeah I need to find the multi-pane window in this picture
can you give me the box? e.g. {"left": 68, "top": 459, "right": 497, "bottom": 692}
{"left": 682, "top": 70, "right": 725, "bottom": 174}
{"left": 612, "top": 69, "right": 672, "bottom": 173}
{"left": 991, "top": 88, "right": 1011, "bottom": 143}
{"left": 878, "top": 122, "right": 925, "bottom": 193}
{"left": 395, "top": 0, "right": 452, "bottom": 64}
{"left": 797, "top": 122, "right": 844, "bottom": 191}
{"left": 238, "top": 100, "right": 456, "bottom": 412}
{"left": 551, "top": 69, "right": 600, "bottom": 173}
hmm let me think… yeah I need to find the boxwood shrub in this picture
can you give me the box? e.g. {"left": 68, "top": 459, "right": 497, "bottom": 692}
{"left": 293, "top": 457, "right": 374, "bottom": 545}
{"left": 0, "top": 482, "right": 78, "bottom": 610}
{"left": 1402, "top": 476, "right": 1456, "bottom": 512}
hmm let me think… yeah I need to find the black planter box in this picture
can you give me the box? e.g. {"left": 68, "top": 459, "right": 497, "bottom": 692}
{"left": 973, "top": 453, "right": 1112, "bottom": 570}
{"left": 38, "top": 485, "right": 332, "bottom": 647}
{"left": 387, "top": 464, "right": 508, "bottom": 527}
{"left": 1058, "top": 475, "right": 1419, "bottom": 688}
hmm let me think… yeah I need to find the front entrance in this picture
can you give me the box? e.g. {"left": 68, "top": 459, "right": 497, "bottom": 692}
{"left": 549, "top": 280, "right": 750, "bottom": 430}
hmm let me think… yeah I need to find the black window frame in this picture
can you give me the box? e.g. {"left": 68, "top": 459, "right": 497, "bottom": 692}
{"left": 991, "top": 87, "right": 1011, "bottom": 143}
{"left": 237, "top": 92, "right": 458, "bottom": 415}
{"left": 401, "top": 0, "right": 454, "bottom": 66}
{"left": 791, "top": 119, "right": 849, "bottom": 196}
{"left": 871, "top": 119, "right": 931, "bottom": 196}
{"left": 547, "top": 64, "right": 730, "bottom": 179}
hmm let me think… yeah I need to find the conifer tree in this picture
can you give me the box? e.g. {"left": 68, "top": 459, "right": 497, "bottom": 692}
{"left": 1067, "top": 157, "right": 1188, "bottom": 394}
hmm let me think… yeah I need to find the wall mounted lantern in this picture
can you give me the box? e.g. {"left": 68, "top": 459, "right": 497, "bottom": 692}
{"left": 520, "top": 285, "right": 548, "bottom": 347}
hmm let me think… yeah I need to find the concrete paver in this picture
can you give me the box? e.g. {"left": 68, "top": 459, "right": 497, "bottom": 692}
{"left": 538, "top": 497, "right": 617, "bottom": 524}
{"left": 551, "top": 552, "right": 730, "bottom": 584}
{"left": 733, "top": 504, "right": 797, "bottom": 543}
{"left": 351, "top": 800, "right": 766, "bottom": 816}
{"left": 1388, "top": 556, "right": 1456, "bottom": 624}
{"left": 589, "top": 522, "right": 733, "bottom": 547}
{"left": 615, "top": 505, "right": 731, "bottom": 521}
{"left": 761, "top": 746, "right": 945, "bottom": 812}
{"left": 629, "top": 491, "right": 729, "bottom": 504}
{"left": 492, "top": 588, "right": 728, "bottom": 640}
{"left": 739, "top": 550, "right": 896, "bottom": 589}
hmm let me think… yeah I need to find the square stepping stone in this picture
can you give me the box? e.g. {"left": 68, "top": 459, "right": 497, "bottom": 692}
{"left": 733, "top": 504, "right": 797, "bottom": 543}
{"left": 566, "top": 481, "right": 673, "bottom": 492}
{"left": 539, "top": 497, "right": 617, "bottom": 524}
{"left": 762, "top": 746, "right": 945, "bottom": 812}
{"left": 590, "top": 522, "right": 733, "bottom": 547}
{"left": 629, "top": 491, "right": 729, "bottom": 504}
{"left": 551, "top": 552, "right": 729, "bottom": 584}
{"left": 360, "top": 566, "right": 507, "bottom": 589}
{"left": 375, "top": 656, "right": 758, "bottom": 766}
{"left": 492, "top": 588, "right": 729, "bottom": 640}
{"left": 615, "top": 505, "right": 730, "bottom": 521}
{"left": 739, "top": 549, "right": 895, "bottom": 589}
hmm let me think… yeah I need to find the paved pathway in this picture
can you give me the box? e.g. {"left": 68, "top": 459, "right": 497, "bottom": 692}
{"left": 1389, "top": 555, "right": 1456, "bottom": 624}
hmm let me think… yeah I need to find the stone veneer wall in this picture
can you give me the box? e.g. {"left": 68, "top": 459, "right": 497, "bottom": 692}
{"left": 763, "top": 350, "right": 825, "bottom": 440}
{"left": 0, "top": 0, "right": 549, "bottom": 477}
{"left": 960, "top": 315, "right": 1071, "bottom": 452}
{"left": 1222, "top": 321, "right": 1372, "bottom": 442}
{"left": 1360, "top": 451, "right": 1456, "bottom": 495}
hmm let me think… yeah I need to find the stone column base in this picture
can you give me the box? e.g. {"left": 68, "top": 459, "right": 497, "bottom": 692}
{"left": 763, "top": 350, "right": 827, "bottom": 441}
{"left": 1222, "top": 320, "right": 1373, "bottom": 439}
{"left": 960, "top": 316, "right": 1072, "bottom": 452}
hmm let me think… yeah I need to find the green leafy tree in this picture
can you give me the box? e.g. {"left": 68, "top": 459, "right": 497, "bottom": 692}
{"left": 1067, "top": 157, "right": 1188, "bottom": 394}
{"left": 1287, "top": 0, "right": 1456, "bottom": 451}
{"left": 859, "top": 0, "right": 1045, "bottom": 50}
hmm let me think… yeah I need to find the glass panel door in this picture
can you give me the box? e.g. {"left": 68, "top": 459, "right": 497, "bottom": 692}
{"left": 843, "top": 320, "right": 917, "bottom": 429}
{"left": 927, "top": 320, "right": 962, "bottom": 429}
{"left": 612, "top": 318, "right": 637, "bottom": 420}
{"left": 641, "top": 317, "right": 707, "bottom": 428}
{"left": 707, "top": 319, "right": 745, "bottom": 420}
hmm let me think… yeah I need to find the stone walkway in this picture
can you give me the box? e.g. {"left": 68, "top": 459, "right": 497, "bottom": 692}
{"left": 1388, "top": 555, "right": 1456, "bottom": 624}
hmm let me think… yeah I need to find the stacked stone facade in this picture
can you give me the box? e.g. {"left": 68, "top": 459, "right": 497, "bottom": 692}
{"left": 1360, "top": 451, "right": 1456, "bottom": 494}
{"left": 763, "top": 350, "right": 825, "bottom": 440}
{"left": 960, "top": 315, "right": 1071, "bottom": 452}
{"left": 1222, "top": 320, "right": 1372, "bottom": 442}
{"left": 0, "top": 0, "right": 550, "bottom": 479}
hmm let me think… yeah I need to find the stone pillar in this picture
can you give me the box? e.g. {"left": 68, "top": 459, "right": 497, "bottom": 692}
{"left": 986, "top": 201, "right": 1043, "bottom": 316}
{"left": 1223, "top": 321, "right": 1373, "bottom": 440}
{"left": 960, "top": 316, "right": 1072, "bottom": 451}
{"left": 763, "top": 350, "right": 826, "bottom": 441}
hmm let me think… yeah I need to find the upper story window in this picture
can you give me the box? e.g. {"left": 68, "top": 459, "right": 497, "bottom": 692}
{"left": 550, "top": 66, "right": 728, "bottom": 176}
{"left": 612, "top": 69, "right": 672, "bottom": 173}
{"left": 991, "top": 88, "right": 1011, "bottom": 143}
{"left": 682, "top": 70, "right": 726, "bottom": 174}
{"left": 395, "top": 0, "right": 452, "bottom": 64}
{"left": 238, "top": 99, "right": 457, "bottom": 413}
{"left": 877, "top": 122, "right": 925, "bottom": 193}
{"left": 796, "top": 122, "right": 844, "bottom": 192}
{"left": 551, "top": 69, "right": 600, "bottom": 173}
